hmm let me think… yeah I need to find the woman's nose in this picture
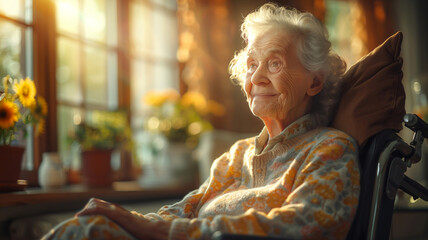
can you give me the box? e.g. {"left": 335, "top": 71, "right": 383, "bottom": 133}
{"left": 251, "top": 64, "right": 270, "bottom": 85}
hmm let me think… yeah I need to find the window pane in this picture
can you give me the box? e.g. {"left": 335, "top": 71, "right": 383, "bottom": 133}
{"left": 83, "top": 0, "right": 106, "bottom": 43}
{"left": 151, "top": 0, "right": 176, "bottom": 10}
{"left": 0, "top": 0, "right": 32, "bottom": 23}
{"left": 84, "top": 45, "right": 107, "bottom": 107}
{"left": 130, "top": 60, "right": 178, "bottom": 115}
{"left": 130, "top": 1, "right": 152, "bottom": 56}
{"left": 153, "top": 62, "right": 178, "bottom": 90}
{"left": 25, "top": 27, "right": 33, "bottom": 79}
{"left": 56, "top": 0, "right": 79, "bottom": 35}
{"left": 131, "top": 59, "right": 151, "bottom": 114}
{"left": 106, "top": 0, "right": 117, "bottom": 47}
{"left": 24, "top": 0, "right": 32, "bottom": 23}
{"left": 152, "top": 9, "right": 177, "bottom": 60}
{"left": 107, "top": 51, "right": 118, "bottom": 110}
{"left": 57, "top": 37, "right": 82, "bottom": 104}
{"left": 0, "top": 20, "right": 23, "bottom": 78}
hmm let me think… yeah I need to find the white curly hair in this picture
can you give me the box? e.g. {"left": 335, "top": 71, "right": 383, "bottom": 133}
{"left": 229, "top": 3, "right": 346, "bottom": 127}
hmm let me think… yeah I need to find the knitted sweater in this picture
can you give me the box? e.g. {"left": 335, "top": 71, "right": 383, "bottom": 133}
{"left": 146, "top": 115, "right": 360, "bottom": 240}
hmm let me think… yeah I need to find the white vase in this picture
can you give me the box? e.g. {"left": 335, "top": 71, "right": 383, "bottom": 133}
{"left": 167, "top": 142, "right": 196, "bottom": 185}
{"left": 38, "top": 153, "right": 66, "bottom": 189}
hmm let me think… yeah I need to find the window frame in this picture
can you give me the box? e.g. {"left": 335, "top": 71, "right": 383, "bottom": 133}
{"left": 26, "top": 0, "right": 132, "bottom": 185}
{"left": 1, "top": 0, "right": 178, "bottom": 185}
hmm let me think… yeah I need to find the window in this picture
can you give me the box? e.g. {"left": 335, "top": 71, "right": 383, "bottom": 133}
{"left": 0, "top": 0, "right": 34, "bottom": 169}
{"left": 0, "top": 0, "right": 179, "bottom": 183}
{"left": 54, "top": 0, "right": 179, "bottom": 170}
{"left": 129, "top": 0, "right": 179, "bottom": 166}
{"left": 325, "top": 0, "right": 367, "bottom": 68}
{"left": 0, "top": 0, "right": 33, "bottom": 79}
{"left": 55, "top": 0, "right": 120, "bottom": 167}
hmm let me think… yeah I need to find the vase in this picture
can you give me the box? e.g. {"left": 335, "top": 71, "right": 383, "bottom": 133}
{"left": 0, "top": 145, "right": 25, "bottom": 183}
{"left": 38, "top": 152, "right": 66, "bottom": 189}
{"left": 81, "top": 149, "right": 113, "bottom": 188}
{"left": 166, "top": 142, "right": 197, "bottom": 185}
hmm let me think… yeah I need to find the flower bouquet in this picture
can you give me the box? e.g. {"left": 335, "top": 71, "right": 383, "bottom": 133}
{"left": 143, "top": 89, "right": 224, "bottom": 148}
{"left": 0, "top": 75, "right": 47, "bottom": 145}
{"left": 141, "top": 89, "right": 224, "bottom": 186}
{"left": 69, "top": 110, "right": 132, "bottom": 151}
{"left": 0, "top": 75, "right": 47, "bottom": 185}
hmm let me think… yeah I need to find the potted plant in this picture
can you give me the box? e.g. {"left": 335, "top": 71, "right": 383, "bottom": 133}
{"left": 0, "top": 75, "right": 47, "bottom": 185}
{"left": 143, "top": 89, "right": 224, "bottom": 148}
{"left": 69, "top": 111, "right": 132, "bottom": 187}
{"left": 143, "top": 89, "right": 224, "bottom": 184}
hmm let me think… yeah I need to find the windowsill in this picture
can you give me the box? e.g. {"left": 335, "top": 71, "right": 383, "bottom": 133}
{"left": 0, "top": 181, "right": 195, "bottom": 222}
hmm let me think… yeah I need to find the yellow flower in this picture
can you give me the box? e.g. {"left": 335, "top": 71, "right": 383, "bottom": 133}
{"left": 1, "top": 75, "right": 48, "bottom": 144}
{"left": 143, "top": 89, "right": 180, "bottom": 107}
{"left": 31, "top": 96, "right": 48, "bottom": 118}
{"left": 207, "top": 99, "right": 225, "bottom": 117}
{"left": 0, "top": 99, "right": 19, "bottom": 129}
{"left": 181, "top": 91, "right": 207, "bottom": 114}
{"left": 36, "top": 119, "right": 45, "bottom": 135}
{"left": 14, "top": 77, "right": 36, "bottom": 107}
{"left": 30, "top": 96, "right": 48, "bottom": 135}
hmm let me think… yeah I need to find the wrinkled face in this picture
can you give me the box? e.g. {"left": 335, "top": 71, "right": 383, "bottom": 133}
{"left": 244, "top": 29, "right": 315, "bottom": 124}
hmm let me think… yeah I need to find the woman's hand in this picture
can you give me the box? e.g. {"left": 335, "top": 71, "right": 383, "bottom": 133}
{"left": 76, "top": 198, "right": 171, "bottom": 240}
{"left": 75, "top": 197, "right": 128, "bottom": 220}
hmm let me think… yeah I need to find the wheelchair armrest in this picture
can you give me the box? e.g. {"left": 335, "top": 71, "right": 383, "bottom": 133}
{"left": 212, "top": 232, "right": 292, "bottom": 240}
{"left": 400, "top": 175, "right": 428, "bottom": 201}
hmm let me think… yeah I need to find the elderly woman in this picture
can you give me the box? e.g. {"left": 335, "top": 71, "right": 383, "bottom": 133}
{"left": 44, "top": 3, "right": 359, "bottom": 240}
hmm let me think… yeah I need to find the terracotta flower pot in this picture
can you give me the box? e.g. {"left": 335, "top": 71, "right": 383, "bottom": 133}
{"left": 0, "top": 146, "right": 25, "bottom": 183}
{"left": 81, "top": 149, "right": 113, "bottom": 188}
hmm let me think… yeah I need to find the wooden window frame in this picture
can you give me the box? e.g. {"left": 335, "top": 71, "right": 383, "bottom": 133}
{"left": 22, "top": 0, "right": 131, "bottom": 186}
{"left": 14, "top": 0, "right": 177, "bottom": 186}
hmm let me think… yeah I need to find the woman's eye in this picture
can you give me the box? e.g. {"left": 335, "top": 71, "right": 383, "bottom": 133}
{"left": 247, "top": 63, "right": 257, "bottom": 74}
{"left": 268, "top": 60, "right": 282, "bottom": 73}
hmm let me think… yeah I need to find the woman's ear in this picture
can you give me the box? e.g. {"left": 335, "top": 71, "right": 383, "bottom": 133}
{"left": 307, "top": 74, "right": 324, "bottom": 96}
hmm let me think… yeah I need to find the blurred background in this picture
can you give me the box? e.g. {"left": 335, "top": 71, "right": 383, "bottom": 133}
{"left": 1, "top": 0, "right": 428, "bottom": 188}
{"left": 1, "top": 0, "right": 428, "bottom": 239}
{"left": 1, "top": 0, "right": 428, "bottom": 189}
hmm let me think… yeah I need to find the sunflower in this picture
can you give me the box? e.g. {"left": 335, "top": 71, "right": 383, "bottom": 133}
{"left": 0, "top": 99, "right": 19, "bottom": 129}
{"left": 13, "top": 77, "right": 36, "bottom": 107}
{"left": 36, "top": 119, "right": 45, "bottom": 135}
{"left": 31, "top": 96, "right": 48, "bottom": 118}
{"left": 30, "top": 96, "right": 48, "bottom": 135}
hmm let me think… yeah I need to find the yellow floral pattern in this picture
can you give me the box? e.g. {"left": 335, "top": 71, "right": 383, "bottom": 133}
{"left": 43, "top": 215, "right": 135, "bottom": 240}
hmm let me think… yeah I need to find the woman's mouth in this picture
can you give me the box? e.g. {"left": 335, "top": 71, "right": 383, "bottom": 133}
{"left": 252, "top": 93, "right": 278, "bottom": 98}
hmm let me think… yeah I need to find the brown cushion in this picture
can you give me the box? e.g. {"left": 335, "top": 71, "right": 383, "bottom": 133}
{"left": 332, "top": 32, "right": 406, "bottom": 147}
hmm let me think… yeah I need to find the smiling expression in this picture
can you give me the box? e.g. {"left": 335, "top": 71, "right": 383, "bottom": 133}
{"left": 244, "top": 28, "right": 316, "bottom": 129}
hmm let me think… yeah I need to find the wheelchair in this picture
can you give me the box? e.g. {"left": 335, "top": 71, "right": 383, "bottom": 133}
{"left": 213, "top": 113, "right": 428, "bottom": 240}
